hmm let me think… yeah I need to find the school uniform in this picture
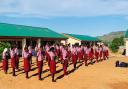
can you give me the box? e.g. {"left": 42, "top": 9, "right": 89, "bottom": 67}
{"left": 28, "top": 46, "right": 33, "bottom": 64}
{"left": 2, "top": 52, "right": 8, "bottom": 74}
{"left": 55, "top": 45, "right": 60, "bottom": 57}
{"left": 45, "top": 46, "right": 50, "bottom": 66}
{"left": 67, "top": 46, "right": 71, "bottom": 61}
{"left": 49, "top": 51, "right": 56, "bottom": 82}
{"left": 99, "top": 47, "right": 103, "bottom": 60}
{"left": 84, "top": 47, "right": 88, "bottom": 66}
{"left": 15, "top": 48, "right": 19, "bottom": 69}
{"left": 37, "top": 50, "right": 43, "bottom": 80}
{"left": 103, "top": 47, "right": 109, "bottom": 59}
{"left": 22, "top": 51, "right": 30, "bottom": 78}
{"left": 35, "top": 46, "right": 39, "bottom": 66}
{"left": 95, "top": 47, "right": 99, "bottom": 62}
{"left": 71, "top": 47, "right": 77, "bottom": 69}
{"left": 62, "top": 49, "right": 68, "bottom": 76}
{"left": 78, "top": 47, "right": 83, "bottom": 61}
{"left": 10, "top": 49, "right": 16, "bottom": 76}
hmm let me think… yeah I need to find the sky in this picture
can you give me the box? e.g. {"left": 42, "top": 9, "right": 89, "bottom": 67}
{"left": 0, "top": 0, "right": 128, "bottom": 36}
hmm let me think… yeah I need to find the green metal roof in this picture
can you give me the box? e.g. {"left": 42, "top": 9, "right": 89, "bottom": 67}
{"left": 0, "top": 23, "right": 67, "bottom": 39}
{"left": 64, "top": 33, "right": 99, "bottom": 41}
{"left": 125, "top": 30, "right": 128, "bottom": 38}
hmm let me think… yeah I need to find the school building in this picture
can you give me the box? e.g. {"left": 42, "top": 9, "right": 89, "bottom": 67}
{"left": 61, "top": 33, "right": 99, "bottom": 45}
{"left": 0, "top": 23, "right": 67, "bottom": 49}
{"left": 125, "top": 30, "right": 128, "bottom": 56}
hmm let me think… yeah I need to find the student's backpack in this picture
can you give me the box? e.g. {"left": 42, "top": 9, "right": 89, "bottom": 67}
{"left": 119, "top": 62, "right": 128, "bottom": 67}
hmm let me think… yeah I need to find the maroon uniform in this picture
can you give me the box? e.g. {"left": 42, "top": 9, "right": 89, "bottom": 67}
{"left": 62, "top": 48, "right": 68, "bottom": 76}
{"left": 37, "top": 49, "right": 43, "bottom": 80}
{"left": 22, "top": 50, "right": 30, "bottom": 78}
{"left": 2, "top": 48, "right": 8, "bottom": 74}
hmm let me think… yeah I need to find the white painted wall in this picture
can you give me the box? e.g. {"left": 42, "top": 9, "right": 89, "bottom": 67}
{"left": 22, "top": 38, "right": 26, "bottom": 50}
{"left": 126, "top": 40, "right": 128, "bottom": 56}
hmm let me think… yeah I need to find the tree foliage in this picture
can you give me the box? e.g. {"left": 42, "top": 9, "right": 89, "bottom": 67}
{"left": 109, "top": 37, "right": 124, "bottom": 53}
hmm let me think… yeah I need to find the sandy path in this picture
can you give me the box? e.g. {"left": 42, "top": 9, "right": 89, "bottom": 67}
{"left": 0, "top": 54, "right": 128, "bottom": 89}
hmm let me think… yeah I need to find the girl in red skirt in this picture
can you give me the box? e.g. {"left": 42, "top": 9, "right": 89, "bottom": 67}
{"left": 45, "top": 44, "right": 50, "bottom": 66}
{"left": 62, "top": 46, "right": 68, "bottom": 76}
{"left": 22, "top": 47, "right": 30, "bottom": 79}
{"left": 89, "top": 46, "right": 94, "bottom": 64}
{"left": 99, "top": 45, "right": 103, "bottom": 61}
{"left": 15, "top": 47, "right": 19, "bottom": 70}
{"left": 84, "top": 46, "right": 88, "bottom": 66}
{"left": 67, "top": 45, "right": 71, "bottom": 61}
{"left": 10, "top": 47, "right": 16, "bottom": 76}
{"left": 78, "top": 46, "right": 83, "bottom": 62}
{"left": 95, "top": 45, "right": 99, "bottom": 63}
{"left": 71, "top": 45, "right": 77, "bottom": 69}
{"left": 37, "top": 46, "right": 44, "bottom": 80}
{"left": 49, "top": 47, "right": 56, "bottom": 82}
{"left": 103, "top": 45, "right": 109, "bottom": 60}
{"left": 2, "top": 48, "right": 9, "bottom": 74}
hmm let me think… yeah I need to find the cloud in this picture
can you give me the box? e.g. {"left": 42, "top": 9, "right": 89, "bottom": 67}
{"left": 0, "top": 0, "right": 128, "bottom": 18}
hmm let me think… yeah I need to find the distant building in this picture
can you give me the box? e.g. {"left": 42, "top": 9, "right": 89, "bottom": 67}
{"left": 61, "top": 33, "right": 99, "bottom": 46}
{"left": 124, "top": 30, "right": 128, "bottom": 56}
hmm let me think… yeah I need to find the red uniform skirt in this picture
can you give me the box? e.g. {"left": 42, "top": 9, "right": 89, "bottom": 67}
{"left": 2, "top": 59, "right": 8, "bottom": 71}
{"left": 56, "top": 49, "right": 60, "bottom": 57}
{"left": 11, "top": 58, "right": 16, "bottom": 68}
{"left": 24, "top": 58, "right": 30, "bottom": 72}
{"left": 89, "top": 52, "right": 94, "bottom": 60}
{"left": 95, "top": 51, "right": 99, "bottom": 59}
{"left": 72, "top": 54, "right": 77, "bottom": 64}
{"left": 78, "top": 52, "right": 83, "bottom": 60}
{"left": 50, "top": 60, "right": 56, "bottom": 74}
{"left": 105, "top": 50, "right": 109, "bottom": 57}
{"left": 46, "top": 52, "right": 51, "bottom": 64}
{"left": 67, "top": 51, "right": 71, "bottom": 60}
{"left": 63, "top": 59, "right": 68, "bottom": 74}
{"left": 38, "top": 60, "right": 43, "bottom": 73}
{"left": 15, "top": 55, "right": 19, "bottom": 65}
{"left": 100, "top": 51, "right": 102, "bottom": 58}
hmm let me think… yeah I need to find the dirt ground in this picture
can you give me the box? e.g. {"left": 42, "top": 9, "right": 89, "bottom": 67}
{"left": 0, "top": 53, "right": 128, "bottom": 89}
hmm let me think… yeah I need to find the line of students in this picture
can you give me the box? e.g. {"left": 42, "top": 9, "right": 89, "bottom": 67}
{"left": 1, "top": 43, "right": 109, "bottom": 82}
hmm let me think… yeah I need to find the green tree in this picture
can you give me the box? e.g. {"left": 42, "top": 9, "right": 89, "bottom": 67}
{"left": 109, "top": 37, "right": 124, "bottom": 53}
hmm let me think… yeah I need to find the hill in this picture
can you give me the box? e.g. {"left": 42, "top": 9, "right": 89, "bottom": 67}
{"left": 97, "top": 31, "right": 125, "bottom": 43}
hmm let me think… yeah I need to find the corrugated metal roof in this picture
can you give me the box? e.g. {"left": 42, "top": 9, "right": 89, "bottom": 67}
{"left": 0, "top": 23, "right": 67, "bottom": 39}
{"left": 64, "top": 33, "right": 99, "bottom": 41}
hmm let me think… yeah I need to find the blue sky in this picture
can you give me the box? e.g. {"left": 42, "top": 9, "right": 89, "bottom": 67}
{"left": 0, "top": 0, "right": 128, "bottom": 36}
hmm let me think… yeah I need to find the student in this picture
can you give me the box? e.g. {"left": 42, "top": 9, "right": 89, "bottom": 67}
{"left": 10, "top": 47, "right": 16, "bottom": 76}
{"left": 22, "top": 47, "right": 30, "bottom": 79}
{"left": 84, "top": 46, "right": 88, "bottom": 66}
{"left": 67, "top": 45, "right": 71, "bottom": 61}
{"left": 78, "top": 46, "right": 83, "bottom": 62}
{"left": 2, "top": 48, "right": 9, "bottom": 74}
{"left": 71, "top": 45, "right": 77, "bottom": 69}
{"left": 49, "top": 47, "right": 56, "bottom": 82}
{"left": 15, "top": 47, "right": 19, "bottom": 70}
{"left": 55, "top": 44, "right": 60, "bottom": 57}
{"left": 35, "top": 45, "right": 39, "bottom": 66}
{"left": 99, "top": 45, "right": 103, "bottom": 61}
{"left": 88, "top": 46, "right": 93, "bottom": 64}
{"left": 45, "top": 44, "right": 50, "bottom": 66}
{"left": 95, "top": 45, "right": 99, "bottom": 63}
{"left": 62, "top": 46, "right": 68, "bottom": 76}
{"left": 28, "top": 45, "right": 33, "bottom": 64}
{"left": 37, "top": 46, "right": 44, "bottom": 80}
{"left": 103, "top": 45, "right": 109, "bottom": 60}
